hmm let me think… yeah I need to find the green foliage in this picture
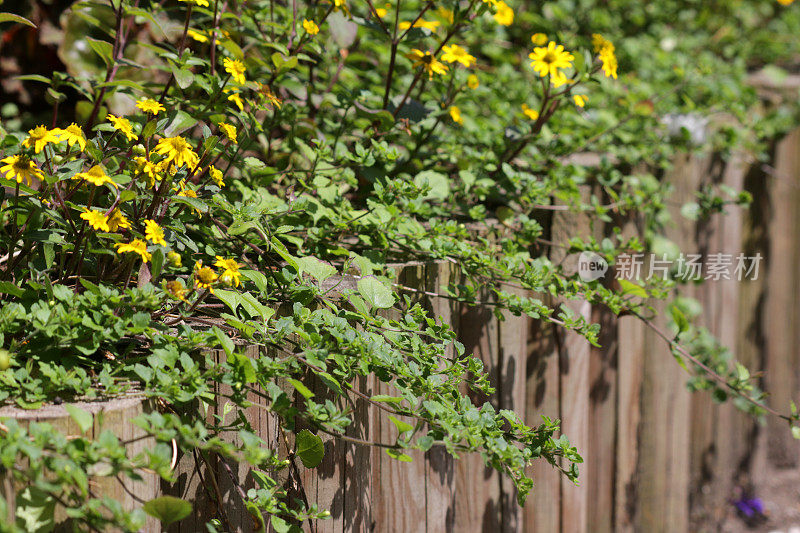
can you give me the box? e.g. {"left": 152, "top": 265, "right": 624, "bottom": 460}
{"left": 0, "top": 0, "right": 799, "bottom": 530}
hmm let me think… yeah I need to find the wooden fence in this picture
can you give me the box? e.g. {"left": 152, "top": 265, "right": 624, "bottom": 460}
{"left": 4, "top": 130, "right": 800, "bottom": 532}
{"left": 164, "top": 126, "right": 800, "bottom": 532}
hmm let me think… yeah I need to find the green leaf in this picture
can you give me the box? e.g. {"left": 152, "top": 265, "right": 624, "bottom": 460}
{"left": 15, "top": 487, "right": 54, "bottom": 533}
{"left": 669, "top": 305, "right": 689, "bottom": 333}
{"left": 87, "top": 38, "right": 114, "bottom": 68}
{"left": 213, "top": 326, "right": 235, "bottom": 357}
{"left": 287, "top": 378, "right": 315, "bottom": 399}
{"left": 0, "top": 281, "right": 24, "bottom": 298}
{"left": 65, "top": 404, "right": 93, "bottom": 434}
{"left": 228, "top": 351, "right": 256, "bottom": 383}
{"left": 171, "top": 65, "right": 194, "bottom": 89}
{"left": 388, "top": 415, "right": 414, "bottom": 434}
{"left": 164, "top": 110, "right": 198, "bottom": 137}
{"left": 143, "top": 496, "right": 192, "bottom": 526}
{"left": 0, "top": 13, "right": 36, "bottom": 28}
{"left": 357, "top": 276, "right": 394, "bottom": 309}
{"left": 369, "top": 395, "right": 404, "bottom": 403}
{"left": 215, "top": 289, "right": 240, "bottom": 313}
{"left": 618, "top": 279, "right": 648, "bottom": 299}
{"left": 297, "top": 256, "right": 336, "bottom": 282}
{"left": 385, "top": 448, "right": 413, "bottom": 462}
{"left": 414, "top": 170, "right": 449, "bottom": 201}
{"left": 295, "top": 429, "right": 324, "bottom": 468}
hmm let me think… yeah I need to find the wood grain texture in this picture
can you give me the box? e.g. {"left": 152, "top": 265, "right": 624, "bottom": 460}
{"left": 763, "top": 129, "right": 800, "bottom": 468}
{"left": 524, "top": 316, "right": 561, "bottom": 533}
{"left": 635, "top": 154, "right": 696, "bottom": 533}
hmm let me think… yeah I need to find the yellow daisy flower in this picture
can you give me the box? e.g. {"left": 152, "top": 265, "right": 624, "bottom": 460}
{"left": 107, "top": 114, "right": 138, "bottom": 141}
{"left": 194, "top": 261, "right": 218, "bottom": 293}
{"left": 406, "top": 49, "right": 448, "bottom": 79}
{"left": 521, "top": 104, "right": 539, "bottom": 121}
{"left": 0, "top": 155, "right": 43, "bottom": 186}
{"left": 144, "top": 219, "right": 166, "bottom": 246}
{"left": 134, "top": 156, "right": 161, "bottom": 188}
{"left": 467, "top": 74, "right": 479, "bottom": 89}
{"left": 599, "top": 48, "right": 618, "bottom": 79}
{"left": 399, "top": 19, "right": 440, "bottom": 32}
{"left": 154, "top": 136, "right": 200, "bottom": 169}
{"left": 494, "top": 1, "right": 514, "bottom": 26}
{"left": 164, "top": 280, "right": 188, "bottom": 301}
{"left": 209, "top": 166, "right": 225, "bottom": 188}
{"left": 187, "top": 29, "right": 208, "bottom": 42}
{"left": 22, "top": 126, "right": 59, "bottom": 154}
{"left": 116, "top": 239, "right": 152, "bottom": 262}
{"left": 80, "top": 209, "right": 110, "bottom": 232}
{"left": 218, "top": 122, "right": 237, "bottom": 143}
{"left": 529, "top": 41, "right": 574, "bottom": 82}
{"left": 136, "top": 98, "right": 166, "bottom": 116}
{"left": 215, "top": 256, "right": 242, "bottom": 287}
{"left": 226, "top": 90, "right": 245, "bottom": 111}
{"left": 449, "top": 106, "right": 463, "bottom": 125}
{"left": 223, "top": 57, "right": 247, "bottom": 85}
{"left": 573, "top": 94, "right": 587, "bottom": 108}
{"left": 441, "top": 45, "right": 476, "bottom": 67}
{"left": 73, "top": 165, "right": 117, "bottom": 188}
{"left": 107, "top": 209, "right": 131, "bottom": 232}
{"left": 55, "top": 124, "right": 87, "bottom": 152}
{"left": 179, "top": 0, "right": 209, "bottom": 6}
{"left": 302, "top": 19, "right": 319, "bottom": 35}
{"left": 531, "top": 33, "right": 548, "bottom": 46}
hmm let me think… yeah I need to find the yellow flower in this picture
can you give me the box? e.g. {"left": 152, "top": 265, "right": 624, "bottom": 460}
{"left": 778, "top": 0, "right": 795, "bottom": 5}
{"left": 22, "top": 126, "right": 59, "bottom": 154}
{"left": 55, "top": 124, "right": 86, "bottom": 151}
{"left": 399, "top": 19, "right": 440, "bottom": 32}
{"left": 467, "top": 74, "right": 479, "bottom": 89}
{"left": 144, "top": 219, "right": 166, "bottom": 246}
{"left": 73, "top": 165, "right": 117, "bottom": 188}
{"left": 406, "top": 49, "right": 448, "bottom": 79}
{"left": 134, "top": 156, "right": 161, "bottom": 188}
{"left": 302, "top": 19, "right": 319, "bottom": 35}
{"left": 531, "top": 33, "right": 548, "bottom": 46}
{"left": 107, "top": 209, "right": 131, "bottom": 232}
{"left": 0, "top": 155, "right": 43, "bottom": 186}
{"left": 521, "top": 104, "right": 539, "bottom": 121}
{"left": 215, "top": 256, "right": 242, "bottom": 287}
{"left": 375, "top": 4, "right": 389, "bottom": 17}
{"left": 155, "top": 136, "right": 199, "bottom": 169}
{"left": 437, "top": 7, "right": 454, "bottom": 24}
{"left": 529, "top": 41, "right": 574, "bottom": 82}
{"left": 599, "top": 47, "right": 618, "bottom": 79}
{"left": 188, "top": 29, "right": 208, "bottom": 42}
{"left": 194, "top": 261, "right": 218, "bottom": 293}
{"left": 494, "top": 1, "right": 514, "bottom": 26}
{"left": 107, "top": 114, "right": 137, "bottom": 141}
{"left": 179, "top": 0, "right": 209, "bottom": 6}
{"left": 164, "top": 280, "right": 187, "bottom": 301}
{"left": 136, "top": 98, "right": 166, "bottom": 116}
{"left": 223, "top": 57, "right": 247, "bottom": 85}
{"left": 331, "top": 0, "right": 348, "bottom": 14}
{"left": 449, "top": 106, "right": 463, "bottom": 125}
{"left": 441, "top": 45, "right": 476, "bottom": 67}
{"left": 176, "top": 179, "right": 198, "bottom": 199}
{"left": 218, "top": 122, "right": 237, "bottom": 143}
{"left": 80, "top": 209, "right": 110, "bottom": 232}
{"left": 258, "top": 85, "right": 283, "bottom": 108}
{"left": 167, "top": 251, "right": 182, "bottom": 267}
{"left": 482, "top": 0, "right": 498, "bottom": 5}
{"left": 226, "top": 91, "right": 245, "bottom": 111}
{"left": 116, "top": 239, "right": 151, "bottom": 262}
{"left": 592, "top": 34, "right": 614, "bottom": 54}
{"left": 573, "top": 94, "right": 587, "bottom": 108}
{"left": 210, "top": 165, "right": 225, "bottom": 188}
